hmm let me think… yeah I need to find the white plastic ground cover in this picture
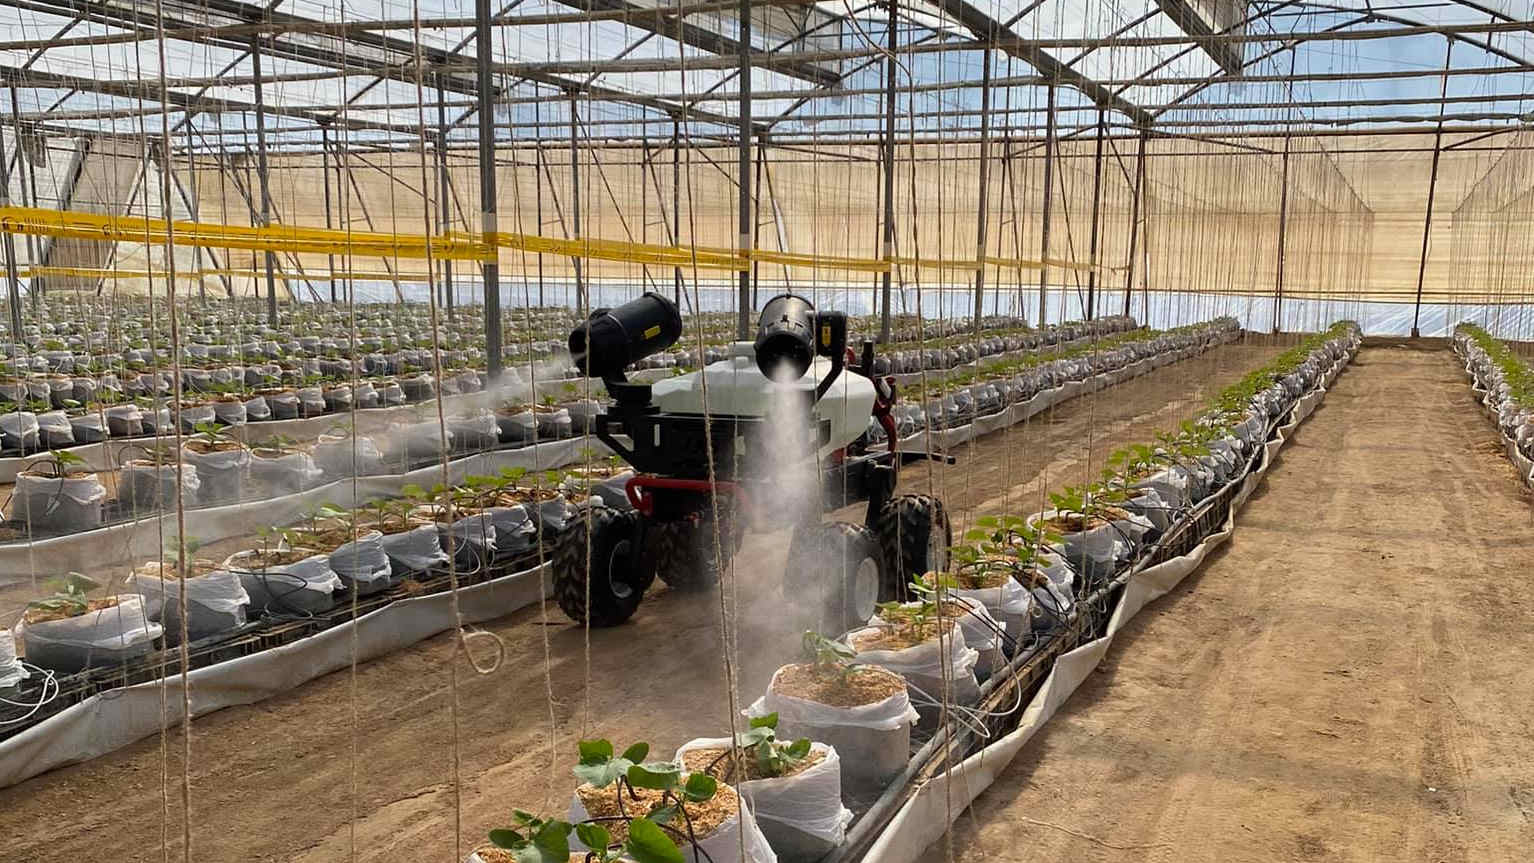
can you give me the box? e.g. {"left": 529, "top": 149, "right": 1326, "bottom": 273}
{"left": 859, "top": 347, "right": 1352, "bottom": 863}
{"left": 675, "top": 738, "right": 854, "bottom": 847}
{"left": 0, "top": 435, "right": 600, "bottom": 583}
{"left": 0, "top": 561, "right": 549, "bottom": 789}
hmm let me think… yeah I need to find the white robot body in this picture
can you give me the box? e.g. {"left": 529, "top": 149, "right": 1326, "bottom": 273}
{"left": 649, "top": 342, "right": 876, "bottom": 461}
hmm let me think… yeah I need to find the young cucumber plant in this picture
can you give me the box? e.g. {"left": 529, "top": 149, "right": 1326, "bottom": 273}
{"left": 700, "top": 712, "right": 813, "bottom": 781}
{"left": 485, "top": 738, "right": 720, "bottom": 863}
{"left": 25, "top": 571, "right": 101, "bottom": 618}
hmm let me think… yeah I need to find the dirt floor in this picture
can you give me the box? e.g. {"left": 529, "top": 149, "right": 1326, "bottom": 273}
{"left": 0, "top": 338, "right": 1290, "bottom": 863}
{"left": 917, "top": 345, "right": 1534, "bottom": 862}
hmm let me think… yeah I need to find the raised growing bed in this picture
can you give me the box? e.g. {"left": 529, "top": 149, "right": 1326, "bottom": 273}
{"left": 1453, "top": 323, "right": 1534, "bottom": 487}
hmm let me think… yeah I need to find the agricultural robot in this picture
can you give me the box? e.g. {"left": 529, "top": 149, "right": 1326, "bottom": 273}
{"left": 553, "top": 292, "right": 950, "bottom": 628}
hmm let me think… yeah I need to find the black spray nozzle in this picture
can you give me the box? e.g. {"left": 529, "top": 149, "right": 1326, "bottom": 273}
{"left": 754, "top": 293, "right": 818, "bottom": 381}
{"left": 568, "top": 292, "right": 683, "bottom": 380}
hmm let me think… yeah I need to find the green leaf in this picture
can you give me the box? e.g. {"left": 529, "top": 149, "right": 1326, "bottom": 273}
{"left": 748, "top": 712, "right": 778, "bottom": 730}
{"left": 620, "top": 742, "right": 650, "bottom": 764}
{"left": 578, "top": 739, "right": 614, "bottom": 764}
{"left": 530, "top": 819, "right": 572, "bottom": 862}
{"left": 736, "top": 726, "right": 772, "bottom": 748}
{"left": 646, "top": 802, "right": 678, "bottom": 825}
{"left": 574, "top": 822, "right": 611, "bottom": 852}
{"left": 784, "top": 738, "right": 812, "bottom": 759}
{"left": 488, "top": 828, "right": 524, "bottom": 849}
{"left": 625, "top": 818, "right": 684, "bottom": 863}
{"left": 681, "top": 772, "right": 718, "bottom": 803}
{"left": 626, "top": 760, "right": 681, "bottom": 791}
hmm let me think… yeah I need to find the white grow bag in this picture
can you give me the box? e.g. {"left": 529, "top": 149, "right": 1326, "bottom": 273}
{"left": 225, "top": 549, "right": 342, "bottom": 616}
{"left": 675, "top": 737, "right": 853, "bottom": 859}
{"left": 126, "top": 563, "right": 250, "bottom": 640}
{"left": 848, "top": 621, "right": 981, "bottom": 710}
{"left": 13, "top": 472, "right": 106, "bottom": 533}
{"left": 0, "top": 631, "right": 27, "bottom": 690}
{"left": 748, "top": 665, "right": 917, "bottom": 797}
{"left": 15, "top": 596, "right": 163, "bottom": 673}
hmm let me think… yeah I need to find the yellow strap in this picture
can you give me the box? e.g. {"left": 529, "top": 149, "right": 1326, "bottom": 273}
{"left": 0, "top": 205, "right": 1108, "bottom": 280}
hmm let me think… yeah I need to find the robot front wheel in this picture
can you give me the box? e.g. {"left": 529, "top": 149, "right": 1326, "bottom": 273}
{"left": 552, "top": 505, "right": 744, "bottom": 627}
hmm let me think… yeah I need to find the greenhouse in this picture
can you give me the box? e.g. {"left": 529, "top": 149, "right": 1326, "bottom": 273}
{"left": 0, "top": 0, "right": 1531, "bottom": 860}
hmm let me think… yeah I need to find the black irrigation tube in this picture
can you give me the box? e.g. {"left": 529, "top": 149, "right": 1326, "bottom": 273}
{"left": 827, "top": 375, "right": 1329, "bottom": 863}
{"left": 0, "top": 547, "right": 543, "bottom": 741}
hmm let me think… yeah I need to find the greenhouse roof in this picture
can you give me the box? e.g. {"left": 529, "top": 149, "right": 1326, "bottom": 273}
{"left": 1, "top": 0, "right": 1532, "bottom": 151}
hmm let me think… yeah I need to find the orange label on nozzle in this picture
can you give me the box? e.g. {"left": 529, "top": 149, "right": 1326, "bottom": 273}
{"left": 643, "top": 325, "right": 661, "bottom": 339}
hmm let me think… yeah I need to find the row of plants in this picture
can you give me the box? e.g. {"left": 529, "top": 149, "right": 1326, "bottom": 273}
{"left": 2, "top": 403, "right": 631, "bottom": 537}
{"left": 1453, "top": 323, "right": 1534, "bottom": 463}
{"left": 0, "top": 303, "right": 1129, "bottom": 457}
{"left": 12, "top": 298, "right": 1052, "bottom": 376}
{"left": 3, "top": 456, "right": 636, "bottom": 676}
{"left": 866, "top": 317, "right": 1240, "bottom": 442}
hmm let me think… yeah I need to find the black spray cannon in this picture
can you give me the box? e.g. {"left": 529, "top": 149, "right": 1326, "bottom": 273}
{"left": 568, "top": 292, "right": 683, "bottom": 382}
{"left": 754, "top": 293, "right": 846, "bottom": 400}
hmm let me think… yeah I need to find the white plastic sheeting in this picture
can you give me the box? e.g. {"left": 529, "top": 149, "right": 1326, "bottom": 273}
{"left": 0, "top": 562, "right": 549, "bottom": 789}
{"left": 860, "top": 346, "right": 1353, "bottom": 863}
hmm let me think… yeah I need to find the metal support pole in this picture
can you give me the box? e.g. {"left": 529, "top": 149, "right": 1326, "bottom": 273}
{"left": 476, "top": 0, "right": 502, "bottom": 379}
{"left": 436, "top": 77, "right": 455, "bottom": 319}
{"left": 1085, "top": 108, "right": 1107, "bottom": 321}
{"left": 1273, "top": 131, "right": 1292, "bottom": 335}
{"left": 878, "top": 0, "right": 897, "bottom": 343}
{"left": 751, "top": 132, "right": 766, "bottom": 309}
{"left": 1123, "top": 128, "right": 1148, "bottom": 319}
{"left": 736, "top": 0, "right": 754, "bottom": 341}
{"left": 971, "top": 51, "right": 992, "bottom": 333}
{"left": 8, "top": 86, "right": 38, "bottom": 312}
{"left": 0, "top": 118, "right": 22, "bottom": 347}
{"left": 570, "top": 93, "right": 585, "bottom": 310}
{"left": 1037, "top": 83, "right": 1056, "bottom": 329}
{"left": 251, "top": 36, "right": 278, "bottom": 325}
{"left": 1413, "top": 38, "right": 1454, "bottom": 339}
{"left": 672, "top": 117, "right": 682, "bottom": 307}
{"left": 321, "top": 125, "right": 336, "bottom": 303}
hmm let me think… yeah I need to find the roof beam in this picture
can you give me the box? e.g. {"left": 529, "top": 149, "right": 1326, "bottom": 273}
{"left": 11, "top": 0, "right": 752, "bottom": 135}
{"left": 549, "top": 0, "right": 841, "bottom": 87}
{"left": 0, "top": 64, "right": 412, "bottom": 135}
{"left": 1153, "top": 0, "right": 1245, "bottom": 74}
{"left": 926, "top": 0, "right": 1154, "bottom": 127}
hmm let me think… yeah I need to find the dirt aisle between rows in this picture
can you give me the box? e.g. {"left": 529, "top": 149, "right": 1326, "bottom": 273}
{"left": 0, "top": 339, "right": 1287, "bottom": 863}
{"left": 919, "top": 345, "right": 1534, "bottom": 863}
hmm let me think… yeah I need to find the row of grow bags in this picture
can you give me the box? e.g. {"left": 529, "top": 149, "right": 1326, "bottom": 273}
{"left": 1453, "top": 324, "right": 1534, "bottom": 486}
{"left": 0, "top": 498, "right": 573, "bottom": 737}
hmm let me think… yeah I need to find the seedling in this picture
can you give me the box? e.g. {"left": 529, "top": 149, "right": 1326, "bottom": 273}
{"left": 729, "top": 713, "right": 812, "bottom": 779}
{"left": 25, "top": 571, "right": 100, "bottom": 619}
{"left": 26, "top": 448, "right": 89, "bottom": 477}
